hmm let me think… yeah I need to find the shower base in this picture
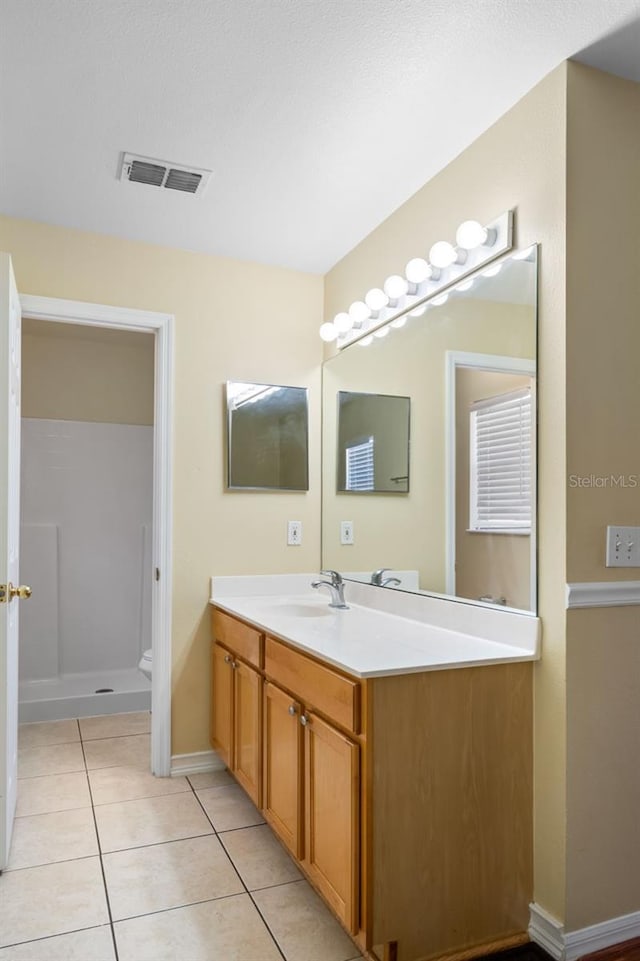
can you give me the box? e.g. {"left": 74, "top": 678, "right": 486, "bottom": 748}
{"left": 19, "top": 667, "right": 151, "bottom": 722}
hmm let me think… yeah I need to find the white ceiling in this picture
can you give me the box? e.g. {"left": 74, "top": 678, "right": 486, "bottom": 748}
{"left": 1, "top": 0, "right": 639, "bottom": 274}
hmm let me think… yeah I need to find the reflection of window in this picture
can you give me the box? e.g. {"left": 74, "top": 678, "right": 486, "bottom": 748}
{"left": 469, "top": 388, "right": 531, "bottom": 533}
{"left": 346, "top": 436, "right": 374, "bottom": 491}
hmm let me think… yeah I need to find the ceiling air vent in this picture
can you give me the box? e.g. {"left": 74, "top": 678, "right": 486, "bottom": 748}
{"left": 119, "top": 152, "right": 212, "bottom": 196}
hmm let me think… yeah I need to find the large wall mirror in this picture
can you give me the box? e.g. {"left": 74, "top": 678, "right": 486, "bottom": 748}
{"left": 227, "top": 381, "right": 309, "bottom": 490}
{"left": 322, "top": 248, "right": 537, "bottom": 613}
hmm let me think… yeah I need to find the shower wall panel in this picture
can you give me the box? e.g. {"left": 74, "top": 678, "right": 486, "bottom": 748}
{"left": 20, "top": 418, "right": 153, "bottom": 680}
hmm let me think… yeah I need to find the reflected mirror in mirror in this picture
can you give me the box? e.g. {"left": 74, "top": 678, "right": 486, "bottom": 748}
{"left": 337, "top": 391, "right": 410, "bottom": 493}
{"left": 227, "top": 381, "right": 309, "bottom": 490}
{"left": 322, "top": 248, "right": 537, "bottom": 613}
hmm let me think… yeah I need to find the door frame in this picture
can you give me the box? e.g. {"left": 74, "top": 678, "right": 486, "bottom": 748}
{"left": 20, "top": 294, "right": 174, "bottom": 777}
{"left": 444, "top": 349, "right": 537, "bottom": 611}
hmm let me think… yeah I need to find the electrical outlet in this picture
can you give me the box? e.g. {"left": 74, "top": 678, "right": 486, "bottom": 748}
{"left": 605, "top": 525, "right": 640, "bottom": 567}
{"left": 287, "top": 520, "right": 302, "bottom": 546}
{"left": 340, "top": 520, "right": 354, "bottom": 545}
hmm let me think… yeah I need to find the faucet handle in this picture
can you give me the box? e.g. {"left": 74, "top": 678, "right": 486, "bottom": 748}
{"left": 371, "top": 568, "right": 390, "bottom": 585}
{"left": 320, "top": 569, "right": 342, "bottom": 586}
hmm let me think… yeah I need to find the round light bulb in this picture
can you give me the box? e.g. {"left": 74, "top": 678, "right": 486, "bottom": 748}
{"left": 432, "top": 293, "right": 449, "bottom": 306}
{"left": 365, "top": 288, "right": 389, "bottom": 312}
{"left": 373, "top": 326, "right": 390, "bottom": 338}
{"left": 482, "top": 263, "right": 502, "bottom": 278}
{"left": 390, "top": 316, "right": 407, "bottom": 329}
{"left": 409, "top": 304, "right": 428, "bottom": 317}
{"left": 429, "top": 240, "right": 457, "bottom": 269}
{"left": 333, "top": 312, "right": 353, "bottom": 334}
{"left": 348, "top": 300, "right": 371, "bottom": 325}
{"left": 358, "top": 335, "right": 374, "bottom": 347}
{"left": 319, "top": 322, "right": 338, "bottom": 342}
{"left": 405, "top": 258, "right": 432, "bottom": 285}
{"left": 383, "top": 274, "right": 408, "bottom": 300}
{"left": 456, "top": 220, "right": 488, "bottom": 250}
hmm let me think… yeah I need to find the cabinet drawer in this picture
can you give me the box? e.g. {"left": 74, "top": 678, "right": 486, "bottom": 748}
{"left": 265, "top": 637, "right": 360, "bottom": 734}
{"left": 212, "top": 609, "right": 263, "bottom": 669}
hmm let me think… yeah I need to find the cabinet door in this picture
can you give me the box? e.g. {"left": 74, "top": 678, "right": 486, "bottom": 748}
{"left": 233, "top": 660, "right": 262, "bottom": 806}
{"left": 263, "top": 681, "right": 303, "bottom": 858}
{"left": 303, "top": 711, "right": 359, "bottom": 933}
{"left": 211, "top": 642, "right": 234, "bottom": 768}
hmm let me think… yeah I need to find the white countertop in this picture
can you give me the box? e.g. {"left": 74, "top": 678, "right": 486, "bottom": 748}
{"left": 210, "top": 575, "right": 540, "bottom": 679}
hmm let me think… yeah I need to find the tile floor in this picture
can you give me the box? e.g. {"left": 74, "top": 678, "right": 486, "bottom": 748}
{"left": 2, "top": 711, "right": 363, "bottom": 961}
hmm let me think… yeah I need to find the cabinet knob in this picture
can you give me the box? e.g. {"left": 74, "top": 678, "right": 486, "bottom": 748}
{"left": 231, "top": 661, "right": 238, "bottom": 670}
{"left": 288, "top": 704, "right": 297, "bottom": 716}
{"left": 223, "top": 654, "right": 232, "bottom": 665}
{"left": 300, "top": 714, "right": 309, "bottom": 727}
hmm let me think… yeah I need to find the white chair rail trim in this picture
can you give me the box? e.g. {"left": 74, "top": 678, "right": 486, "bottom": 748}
{"left": 566, "top": 581, "right": 640, "bottom": 609}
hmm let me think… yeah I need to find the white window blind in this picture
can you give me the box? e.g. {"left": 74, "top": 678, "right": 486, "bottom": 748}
{"left": 469, "top": 387, "right": 532, "bottom": 533}
{"left": 346, "top": 436, "right": 374, "bottom": 491}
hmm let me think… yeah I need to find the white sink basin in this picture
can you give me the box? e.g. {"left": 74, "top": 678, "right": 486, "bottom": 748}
{"left": 271, "top": 601, "right": 333, "bottom": 618}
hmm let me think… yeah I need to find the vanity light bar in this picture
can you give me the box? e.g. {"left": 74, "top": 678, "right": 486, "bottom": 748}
{"left": 319, "top": 211, "right": 514, "bottom": 348}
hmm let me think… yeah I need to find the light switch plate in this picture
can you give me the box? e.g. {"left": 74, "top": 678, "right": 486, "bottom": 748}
{"left": 605, "top": 525, "right": 640, "bottom": 567}
{"left": 287, "top": 520, "right": 302, "bottom": 546}
{"left": 340, "top": 520, "right": 354, "bottom": 545}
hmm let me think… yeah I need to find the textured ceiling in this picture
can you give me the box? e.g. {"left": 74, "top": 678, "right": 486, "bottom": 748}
{"left": 1, "top": 0, "right": 639, "bottom": 273}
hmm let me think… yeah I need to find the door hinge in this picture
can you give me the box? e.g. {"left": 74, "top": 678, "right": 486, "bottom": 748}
{"left": 155, "top": 568, "right": 160, "bottom": 582}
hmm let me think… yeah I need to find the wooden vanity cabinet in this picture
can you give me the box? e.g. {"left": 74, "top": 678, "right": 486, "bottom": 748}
{"left": 262, "top": 680, "right": 303, "bottom": 858}
{"left": 210, "top": 605, "right": 533, "bottom": 961}
{"left": 262, "top": 635, "right": 361, "bottom": 935}
{"left": 303, "top": 708, "right": 360, "bottom": 934}
{"left": 210, "top": 610, "right": 263, "bottom": 807}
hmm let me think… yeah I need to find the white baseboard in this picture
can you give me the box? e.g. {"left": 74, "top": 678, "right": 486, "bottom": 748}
{"left": 529, "top": 903, "right": 564, "bottom": 959}
{"left": 530, "top": 902, "right": 640, "bottom": 960}
{"left": 170, "top": 749, "right": 225, "bottom": 777}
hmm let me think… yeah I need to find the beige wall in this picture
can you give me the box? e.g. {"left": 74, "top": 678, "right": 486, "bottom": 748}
{"left": 22, "top": 319, "right": 154, "bottom": 425}
{"left": 564, "top": 64, "right": 640, "bottom": 928}
{"left": 325, "top": 65, "right": 568, "bottom": 920}
{"left": 455, "top": 368, "right": 532, "bottom": 611}
{"left": 0, "top": 216, "right": 323, "bottom": 755}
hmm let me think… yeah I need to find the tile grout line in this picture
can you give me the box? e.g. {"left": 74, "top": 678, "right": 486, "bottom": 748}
{"left": 187, "top": 777, "right": 288, "bottom": 961}
{"left": 79, "top": 720, "right": 120, "bottom": 961}
{"left": 0, "top": 922, "right": 115, "bottom": 953}
{"left": 188, "top": 778, "right": 363, "bottom": 961}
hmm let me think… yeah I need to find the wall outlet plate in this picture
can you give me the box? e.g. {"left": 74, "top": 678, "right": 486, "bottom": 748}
{"left": 341, "top": 520, "right": 354, "bottom": 545}
{"left": 287, "top": 520, "right": 302, "bottom": 546}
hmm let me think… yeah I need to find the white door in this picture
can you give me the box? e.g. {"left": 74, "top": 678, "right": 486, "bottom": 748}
{"left": 0, "top": 253, "right": 25, "bottom": 870}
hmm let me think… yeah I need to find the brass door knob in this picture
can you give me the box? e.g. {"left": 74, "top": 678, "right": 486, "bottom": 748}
{"left": 10, "top": 583, "right": 32, "bottom": 600}
{"left": 0, "top": 583, "right": 32, "bottom": 603}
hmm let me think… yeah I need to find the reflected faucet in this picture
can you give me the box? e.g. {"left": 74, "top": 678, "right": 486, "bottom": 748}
{"left": 371, "top": 568, "right": 402, "bottom": 588}
{"left": 311, "top": 570, "right": 349, "bottom": 609}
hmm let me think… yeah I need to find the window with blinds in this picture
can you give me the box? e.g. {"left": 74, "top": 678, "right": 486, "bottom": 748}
{"left": 345, "top": 436, "right": 375, "bottom": 491}
{"left": 469, "top": 387, "right": 532, "bottom": 533}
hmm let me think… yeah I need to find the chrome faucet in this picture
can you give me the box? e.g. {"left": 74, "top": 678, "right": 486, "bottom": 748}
{"left": 311, "top": 570, "right": 349, "bottom": 609}
{"left": 370, "top": 568, "right": 401, "bottom": 588}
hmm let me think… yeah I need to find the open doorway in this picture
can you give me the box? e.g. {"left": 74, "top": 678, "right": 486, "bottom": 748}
{"left": 18, "top": 295, "right": 173, "bottom": 777}
{"left": 19, "top": 320, "right": 155, "bottom": 724}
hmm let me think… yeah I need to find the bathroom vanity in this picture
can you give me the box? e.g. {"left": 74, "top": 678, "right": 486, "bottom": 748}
{"left": 209, "top": 576, "right": 539, "bottom": 961}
